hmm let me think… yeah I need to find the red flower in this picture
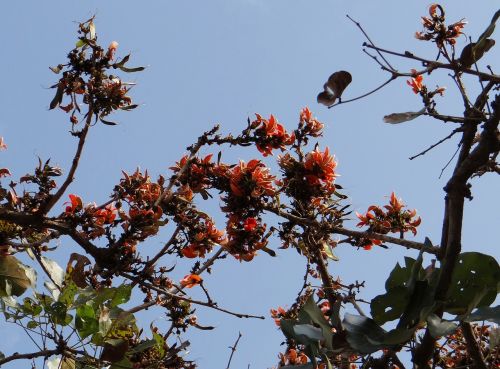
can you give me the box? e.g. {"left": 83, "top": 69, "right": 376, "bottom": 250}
{"left": 304, "top": 146, "right": 337, "bottom": 186}
{"left": 180, "top": 274, "right": 202, "bottom": 288}
{"left": 65, "top": 194, "right": 83, "bottom": 214}
{"left": 406, "top": 69, "right": 424, "bottom": 94}
{"left": 92, "top": 204, "right": 117, "bottom": 225}
{"left": 243, "top": 217, "right": 258, "bottom": 232}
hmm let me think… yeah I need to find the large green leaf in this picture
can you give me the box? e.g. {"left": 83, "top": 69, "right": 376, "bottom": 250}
{"left": 301, "top": 296, "right": 333, "bottom": 350}
{"left": 465, "top": 306, "right": 500, "bottom": 324}
{"left": 342, "top": 313, "right": 387, "bottom": 354}
{"left": 427, "top": 314, "right": 458, "bottom": 338}
{"left": 0, "top": 256, "right": 32, "bottom": 297}
{"left": 445, "top": 252, "right": 500, "bottom": 315}
{"left": 371, "top": 286, "right": 410, "bottom": 325}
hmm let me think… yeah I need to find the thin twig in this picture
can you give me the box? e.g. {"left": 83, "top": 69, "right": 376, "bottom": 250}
{"left": 363, "top": 44, "right": 500, "bottom": 83}
{"left": 328, "top": 75, "right": 397, "bottom": 108}
{"left": 409, "top": 128, "right": 462, "bottom": 160}
{"left": 120, "top": 272, "right": 266, "bottom": 320}
{"left": 347, "top": 14, "right": 395, "bottom": 71}
{"left": 225, "top": 332, "right": 243, "bottom": 369}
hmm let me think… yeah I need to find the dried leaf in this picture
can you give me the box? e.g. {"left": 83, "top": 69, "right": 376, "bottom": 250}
{"left": 383, "top": 108, "right": 425, "bottom": 124}
{"left": 317, "top": 71, "right": 352, "bottom": 107}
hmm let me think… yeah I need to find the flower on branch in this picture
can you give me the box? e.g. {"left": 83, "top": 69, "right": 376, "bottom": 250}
{"left": 407, "top": 69, "right": 424, "bottom": 94}
{"left": 64, "top": 194, "right": 83, "bottom": 214}
{"left": 252, "top": 113, "right": 295, "bottom": 157}
{"left": 299, "top": 107, "right": 324, "bottom": 137}
{"left": 356, "top": 192, "right": 422, "bottom": 250}
{"left": 180, "top": 274, "right": 202, "bottom": 288}
{"left": 304, "top": 146, "right": 337, "bottom": 187}
{"left": 229, "top": 159, "right": 276, "bottom": 198}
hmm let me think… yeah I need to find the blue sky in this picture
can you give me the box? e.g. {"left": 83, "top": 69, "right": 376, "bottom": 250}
{"left": 1, "top": 1, "right": 499, "bottom": 368}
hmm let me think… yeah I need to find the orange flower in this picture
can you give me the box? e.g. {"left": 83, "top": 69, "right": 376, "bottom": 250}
{"left": 107, "top": 41, "right": 119, "bottom": 60}
{"left": 229, "top": 159, "right": 276, "bottom": 197}
{"left": 253, "top": 114, "right": 295, "bottom": 156}
{"left": 299, "top": 107, "right": 324, "bottom": 137}
{"left": 93, "top": 204, "right": 117, "bottom": 225}
{"left": 65, "top": 194, "right": 83, "bottom": 214}
{"left": 180, "top": 274, "right": 202, "bottom": 288}
{"left": 406, "top": 69, "right": 424, "bottom": 94}
{"left": 304, "top": 146, "right": 337, "bottom": 186}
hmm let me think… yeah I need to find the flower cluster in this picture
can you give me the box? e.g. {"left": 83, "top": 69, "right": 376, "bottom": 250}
{"left": 181, "top": 217, "right": 226, "bottom": 258}
{"left": 356, "top": 192, "right": 421, "bottom": 249}
{"left": 49, "top": 17, "right": 141, "bottom": 126}
{"left": 278, "top": 349, "right": 309, "bottom": 367}
{"left": 415, "top": 4, "right": 466, "bottom": 47}
{"left": 299, "top": 107, "right": 324, "bottom": 137}
{"left": 279, "top": 146, "right": 338, "bottom": 204}
{"left": 251, "top": 114, "right": 295, "bottom": 157}
{"left": 224, "top": 215, "right": 268, "bottom": 261}
{"left": 114, "top": 169, "right": 165, "bottom": 240}
{"left": 228, "top": 159, "right": 276, "bottom": 198}
{"left": 170, "top": 154, "right": 214, "bottom": 194}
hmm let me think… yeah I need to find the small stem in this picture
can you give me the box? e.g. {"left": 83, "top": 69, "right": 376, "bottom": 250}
{"left": 41, "top": 103, "right": 94, "bottom": 214}
{"left": 225, "top": 332, "right": 243, "bottom": 369}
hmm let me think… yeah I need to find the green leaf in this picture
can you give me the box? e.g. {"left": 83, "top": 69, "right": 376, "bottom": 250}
{"left": 27, "top": 320, "right": 39, "bottom": 329}
{"left": 58, "top": 281, "right": 78, "bottom": 307}
{"left": 153, "top": 329, "right": 165, "bottom": 357}
{"left": 465, "top": 306, "right": 500, "bottom": 324}
{"left": 49, "top": 84, "right": 64, "bottom": 109}
{"left": 342, "top": 313, "right": 387, "bottom": 354}
{"left": 293, "top": 324, "right": 324, "bottom": 342}
{"left": 476, "top": 9, "right": 500, "bottom": 48}
{"left": 76, "top": 304, "right": 99, "bottom": 339}
{"left": 48, "top": 302, "right": 72, "bottom": 326}
{"left": 110, "top": 285, "right": 132, "bottom": 307}
{"left": 117, "top": 65, "right": 145, "bottom": 73}
{"left": 120, "top": 104, "right": 139, "bottom": 111}
{"left": 100, "top": 117, "right": 118, "bottom": 126}
{"left": 445, "top": 252, "right": 500, "bottom": 315}
{"left": 109, "top": 358, "right": 133, "bottom": 369}
{"left": 427, "top": 314, "right": 458, "bottom": 338}
{"left": 129, "top": 339, "right": 157, "bottom": 354}
{"left": 114, "top": 54, "right": 131, "bottom": 68}
{"left": 75, "top": 39, "right": 86, "bottom": 48}
{"left": 371, "top": 286, "right": 410, "bottom": 325}
{"left": 0, "top": 255, "right": 32, "bottom": 297}
{"left": 301, "top": 296, "right": 333, "bottom": 350}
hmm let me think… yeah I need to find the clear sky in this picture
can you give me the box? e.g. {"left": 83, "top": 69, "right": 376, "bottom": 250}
{"left": 1, "top": 1, "right": 499, "bottom": 368}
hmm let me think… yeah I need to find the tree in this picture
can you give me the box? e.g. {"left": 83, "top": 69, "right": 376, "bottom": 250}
{"left": 0, "top": 4, "right": 498, "bottom": 369}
